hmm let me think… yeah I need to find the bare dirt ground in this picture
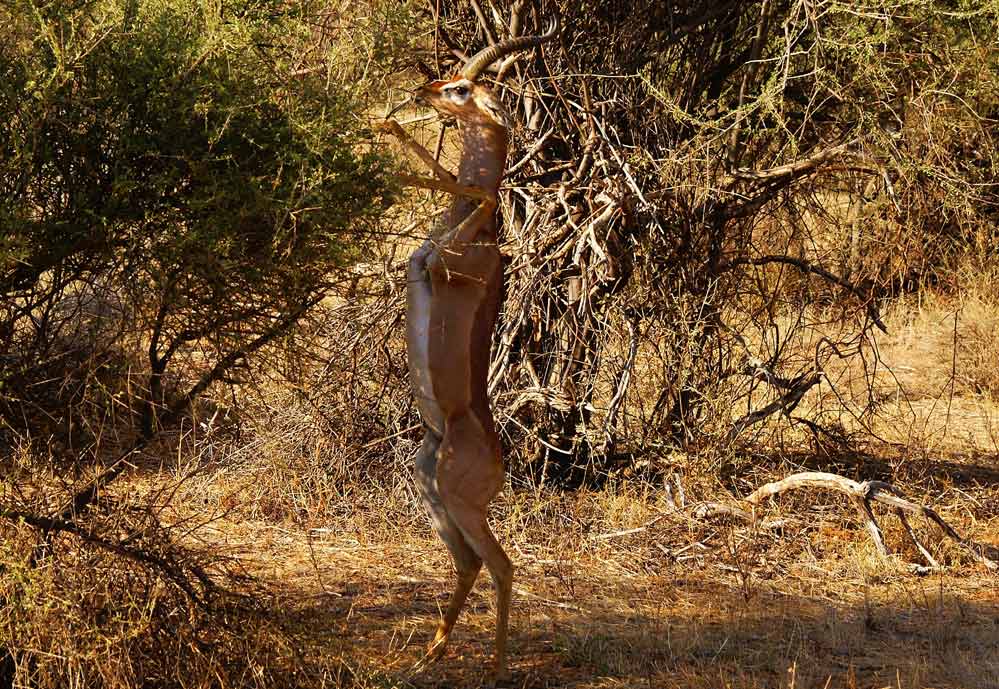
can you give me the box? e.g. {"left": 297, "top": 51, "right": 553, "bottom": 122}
{"left": 174, "top": 449, "right": 999, "bottom": 689}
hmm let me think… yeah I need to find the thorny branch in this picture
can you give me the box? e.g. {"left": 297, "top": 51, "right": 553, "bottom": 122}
{"left": 403, "top": 0, "right": 917, "bottom": 482}
{"left": 0, "top": 504, "right": 217, "bottom": 606}
{"left": 351, "top": 0, "right": 999, "bottom": 490}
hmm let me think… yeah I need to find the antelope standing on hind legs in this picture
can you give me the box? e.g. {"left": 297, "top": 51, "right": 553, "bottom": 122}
{"left": 378, "top": 21, "right": 558, "bottom": 682}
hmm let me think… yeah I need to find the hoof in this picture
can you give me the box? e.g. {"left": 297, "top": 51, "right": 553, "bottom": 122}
{"left": 409, "top": 632, "right": 449, "bottom": 675}
{"left": 424, "top": 628, "right": 449, "bottom": 661}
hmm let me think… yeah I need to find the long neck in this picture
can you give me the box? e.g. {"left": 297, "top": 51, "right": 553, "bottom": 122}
{"left": 456, "top": 122, "right": 508, "bottom": 193}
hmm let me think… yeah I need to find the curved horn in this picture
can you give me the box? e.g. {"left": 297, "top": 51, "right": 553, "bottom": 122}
{"left": 460, "top": 16, "right": 559, "bottom": 81}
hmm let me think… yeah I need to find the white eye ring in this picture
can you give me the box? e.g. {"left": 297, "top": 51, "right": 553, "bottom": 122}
{"left": 446, "top": 84, "right": 470, "bottom": 102}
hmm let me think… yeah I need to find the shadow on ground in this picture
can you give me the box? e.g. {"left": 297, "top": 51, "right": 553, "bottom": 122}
{"left": 275, "top": 565, "right": 999, "bottom": 689}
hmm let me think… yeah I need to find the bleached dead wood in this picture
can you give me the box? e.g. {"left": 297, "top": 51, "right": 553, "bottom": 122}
{"left": 730, "top": 471, "right": 998, "bottom": 571}
{"left": 611, "top": 471, "right": 996, "bottom": 574}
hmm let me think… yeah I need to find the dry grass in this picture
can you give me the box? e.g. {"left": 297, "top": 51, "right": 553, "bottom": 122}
{"left": 5, "top": 445, "right": 998, "bottom": 688}
{"left": 137, "top": 478, "right": 998, "bottom": 689}
{"left": 100, "top": 392, "right": 997, "bottom": 689}
{"left": 880, "top": 270, "right": 999, "bottom": 401}
{"left": 5, "top": 279, "right": 999, "bottom": 689}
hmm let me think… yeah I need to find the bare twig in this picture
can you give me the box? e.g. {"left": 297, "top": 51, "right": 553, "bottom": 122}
{"left": 721, "top": 254, "right": 887, "bottom": 333}
{"left": 727, "top": 371, "right": 823, "bottom": 443}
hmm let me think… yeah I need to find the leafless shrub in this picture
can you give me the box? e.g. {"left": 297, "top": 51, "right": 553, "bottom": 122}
{"left": 350, "top": 0, "right": 999, "bottom": 485}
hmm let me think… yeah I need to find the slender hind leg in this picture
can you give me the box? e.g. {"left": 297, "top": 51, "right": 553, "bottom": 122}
{"left": 413, "top": 431, "right": 483, "bottom": 658}
{"left": 436, "top": 414, "right": 513, "bottom": 681}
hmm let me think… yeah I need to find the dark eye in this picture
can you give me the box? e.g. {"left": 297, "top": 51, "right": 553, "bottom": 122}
{"left": 452, "top": 85, "right": 468, "bottom": 97}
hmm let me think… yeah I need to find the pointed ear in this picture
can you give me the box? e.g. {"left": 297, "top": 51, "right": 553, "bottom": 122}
{"left": 425, "top": 73, "right": 464, "bottom": 90}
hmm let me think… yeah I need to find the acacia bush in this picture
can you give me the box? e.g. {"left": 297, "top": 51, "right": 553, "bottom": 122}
{"left": 0, "top": 1, "right": 409, "bottom": 685}
{"left": 0, "top": 0, "right": 395, "bottom": 457}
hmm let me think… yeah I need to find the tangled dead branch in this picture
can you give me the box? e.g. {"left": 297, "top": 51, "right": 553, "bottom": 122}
{"left": 345, "top": 0, "right": 997, "bottom": 487}
{"left": 402, "top": 0, "right": 926, "bottom": 483}
{"left": 693, "top": 471, "right": 999, "bottom": 573}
